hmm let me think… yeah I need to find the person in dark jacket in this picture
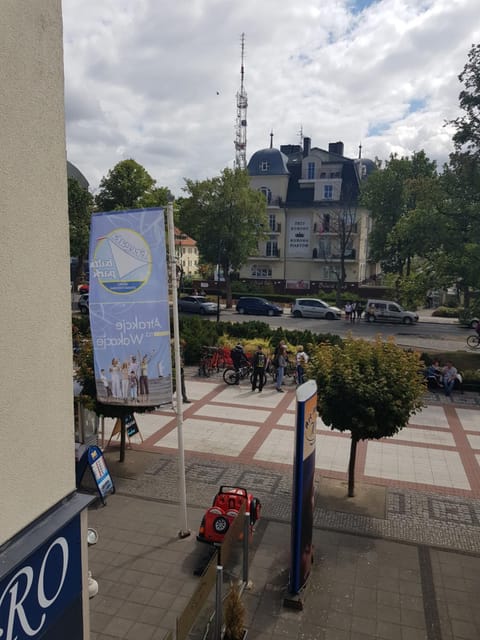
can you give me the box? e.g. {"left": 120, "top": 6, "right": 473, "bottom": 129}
{"left": 230, "top": 343, "right": 248, "bottom": 384}
{"left": 251, "top": 345, "right": 267, "bottom": 392}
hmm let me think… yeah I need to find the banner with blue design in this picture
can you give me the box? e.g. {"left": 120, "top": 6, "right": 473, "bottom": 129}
{"left": 88, "top": 208, "right": 172, "bottom": 407}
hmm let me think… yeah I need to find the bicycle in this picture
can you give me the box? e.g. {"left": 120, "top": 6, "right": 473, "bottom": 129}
{"left": 467, "top": 334, "right": 480, "bottom": 349}
{"left": 223, "top": 363, "right": 267, "bottom": 387}
{"left": 198, "top": 346, "right": 227, "bottom": 377}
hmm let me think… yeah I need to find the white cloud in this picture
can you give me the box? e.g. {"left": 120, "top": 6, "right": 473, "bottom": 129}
{"left": 62, "top": 0, "right": 480, "bottom": 195}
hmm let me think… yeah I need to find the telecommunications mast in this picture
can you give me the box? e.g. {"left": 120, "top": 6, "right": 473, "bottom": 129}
{"left": 234, "top": 33, "right": 247, "bottom": 170}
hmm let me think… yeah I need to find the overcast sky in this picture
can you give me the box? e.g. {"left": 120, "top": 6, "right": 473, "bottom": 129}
{"left": 62, "top": 0, "right": 480, "bottom": 196}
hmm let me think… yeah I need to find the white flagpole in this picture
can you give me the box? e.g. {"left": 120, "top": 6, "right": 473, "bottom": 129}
{"left": 167, "top": 200, "right": 190, "bottom": 538}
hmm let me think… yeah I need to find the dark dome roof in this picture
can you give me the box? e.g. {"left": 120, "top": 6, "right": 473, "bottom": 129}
{"left": 67, "top": 161, "right": 89, "bottom": 190}
{"left": 247, "top": 148, "right": 289, "bottom": 176}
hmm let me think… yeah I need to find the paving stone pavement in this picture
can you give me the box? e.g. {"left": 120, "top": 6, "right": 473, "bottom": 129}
{"left": 85, "top": 376, "right": 480, "bottom": 640}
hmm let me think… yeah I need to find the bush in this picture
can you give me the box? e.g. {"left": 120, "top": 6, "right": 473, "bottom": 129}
{"left": 432, "top": 306, "right": 460, "bottom": 318}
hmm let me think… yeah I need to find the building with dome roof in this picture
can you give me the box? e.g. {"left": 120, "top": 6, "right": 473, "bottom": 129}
{"left": 240, "top": 136, "right": 378, "bottom": 293}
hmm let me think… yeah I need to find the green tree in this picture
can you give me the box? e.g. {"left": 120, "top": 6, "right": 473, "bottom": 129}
{"left": 68, "top": 177, "right": 93, "bottom": 287}
{"left": 179, "top": 168, "right": 267, "bottom": 307}
{"left": 308, "top": 337, "right": 425, "bottom": 497}
{"left": 360, "top": 151, "right": 439, "bottom": 279}
{"left": 95, "top": 159, "right": 171, "bottom": 211}
{"left": 441, "top": 44, "right": 480, "bottom": 307}
{"left": 450, "top": 43, "right": 480, "bottom": 159}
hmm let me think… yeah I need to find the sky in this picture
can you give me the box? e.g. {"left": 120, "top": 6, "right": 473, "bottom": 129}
{"left": 62, "top": 0, "right": 480, "bottom": 197}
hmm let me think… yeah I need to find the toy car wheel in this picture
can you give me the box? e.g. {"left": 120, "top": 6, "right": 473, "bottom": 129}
{"left": 213, "top": 516, "right": 229, "bottom": 534}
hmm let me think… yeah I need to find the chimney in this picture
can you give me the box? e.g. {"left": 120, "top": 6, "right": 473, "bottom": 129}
{"left": 303, "top": 136, "right": 311, "bottom": 157}
{"left": 328, "top": 141, "right": 344, "bottom": 156}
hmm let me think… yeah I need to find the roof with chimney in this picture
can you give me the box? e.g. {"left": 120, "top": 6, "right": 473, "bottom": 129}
{"left": 247, "top": 136, "right": 375, "bottom": 206}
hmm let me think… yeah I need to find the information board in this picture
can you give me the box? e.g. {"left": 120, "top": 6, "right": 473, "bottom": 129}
{"left": 87, "top": 445, "right": 115, "bottom": 504}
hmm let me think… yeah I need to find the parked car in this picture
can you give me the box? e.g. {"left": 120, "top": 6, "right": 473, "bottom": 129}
{"left": 236, "top": 297, "right": 283, "bottom": 316}
{"left": 178, "top": 295, "right": 218, "bottom": 315}
{"left": 364, "top": 299, "right": 418, "bottom": 324}
{"left": 78, "top": 293, "right": 89, "bottom": 314}
{"left": 197, "top": 485, "right": 261, "bottom": 544}
{"left": 291, "top": 298, "right": 341, "bottom": 320}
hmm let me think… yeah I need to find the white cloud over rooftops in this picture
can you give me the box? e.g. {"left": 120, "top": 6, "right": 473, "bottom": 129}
{"left": 63, "top": 0, "right": 480, "bottom": 195}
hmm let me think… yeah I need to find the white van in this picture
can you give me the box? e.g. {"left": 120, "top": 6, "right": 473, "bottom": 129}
{"left": 364, "top": 299, "right": 418, "bottom": 325}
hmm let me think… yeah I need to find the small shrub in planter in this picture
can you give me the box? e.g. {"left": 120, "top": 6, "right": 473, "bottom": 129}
{"left": 223, "top": 581, "right": 246, "bottom": 640}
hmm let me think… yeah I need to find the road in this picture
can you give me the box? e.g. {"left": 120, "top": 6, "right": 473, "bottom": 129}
{"left": 208, "top": 308, "right": 472, "bottom": 352}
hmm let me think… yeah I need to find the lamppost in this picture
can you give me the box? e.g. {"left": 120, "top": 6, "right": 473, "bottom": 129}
{"left": 215, "top": 240, "right": 223, "bottom": 323}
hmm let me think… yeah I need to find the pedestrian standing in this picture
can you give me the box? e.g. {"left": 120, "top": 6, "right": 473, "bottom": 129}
{"left": 276, "top": 346, "right": 287, "bottom": 393}
{"left": 251, "top": 345, "right": 267, "bottom": 392}
{"left": 295, "top": 345, "right": 309, "bottom": 385}
{"left": 345, "top": 302, "right": 352, "bottom": 322}
{"left": 350, "top": 301, "right": 357, "bottom": 323}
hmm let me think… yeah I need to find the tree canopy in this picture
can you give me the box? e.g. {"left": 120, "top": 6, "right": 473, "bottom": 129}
{"left": 68, "top": 177, "right": 93, "bottom": 285}
{"left": 179, "top": 167, "right": 267, "bottom": 306}
{"left": 95, "top": 159, "right": 171, "bottom": 211}
{"left": 360, "top": 151, "right": 439, "bottom": 278}
{"left": 450, "top": 43, "right": 480, "bottom": 159}
{"left": 308, "top": 337, "right": 425, "bottom": 496}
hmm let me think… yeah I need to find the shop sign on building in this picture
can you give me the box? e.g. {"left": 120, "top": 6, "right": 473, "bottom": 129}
{"left": 287, "top": 216, "right": 311, "bottom": 258}
{"left": 0, "top": 516, "right": 83, "bottom": 640}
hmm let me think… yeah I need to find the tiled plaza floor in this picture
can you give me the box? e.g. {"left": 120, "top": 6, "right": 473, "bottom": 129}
{"left": 102, "top": 374, "right": 480, "bottom": 499}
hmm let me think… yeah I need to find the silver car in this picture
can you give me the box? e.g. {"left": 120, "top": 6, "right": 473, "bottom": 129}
{"left": 178, "top": 295, "right": 218, "bottom": 315}
{"left": 291, "top": 298, "right": 341, "bottom": 320}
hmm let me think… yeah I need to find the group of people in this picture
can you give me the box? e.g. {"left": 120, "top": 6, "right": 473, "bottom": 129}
{"left": 101, "top": 354, "right": 151, "bottom": 402}
{"left": 344, "top": 301, "right": 362, "bottom": 323}
{"left": 424, "top": 360, "right": 461, "bottom": 397}
{"left": 230, "top": 341, "right": 309, "bottom": 393}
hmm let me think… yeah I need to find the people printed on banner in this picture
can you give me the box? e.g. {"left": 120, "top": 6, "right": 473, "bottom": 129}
{"left": 121, "top": 361, "right": 130, "bottom": 399}
{"left": 100, "top": 369, "right": 112, "bottom": 397}
{"left": 139, "top": 353, "right": 152, "bottom": 401}
{"left": 100, "top": 349, "right": 164, "bottom": 405}
{"left": 109, "top": 358, "right": 122, "bottom": 399}
{"left": 129, "top": 369, "right": 138, "bottom": 401}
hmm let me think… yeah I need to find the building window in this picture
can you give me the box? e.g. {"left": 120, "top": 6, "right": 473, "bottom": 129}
{"left": 324, "top": 184, "right": 333, "bottom": 199}
{"left": 266, "top": 241, "right": 278, "bottom": 257}
{"left": 307, "top": 162, "right": 315, "bottom": 179}
{"left": 323, "top": 213, "right": 330, "bottom": 232}
{"left": 322, "top": 265, "right": 337, "bottom": 280}
{"left": 260, "top": 161, "right": 270, "bottom": 172}
{"left": 268, "top": 213, "right": 276, "bottom": 231}
{"left": 259, "top": 186, "right": 272, "bottom": 203}
{"left": 251, "top": 264, "right": 272, "bottom": 278}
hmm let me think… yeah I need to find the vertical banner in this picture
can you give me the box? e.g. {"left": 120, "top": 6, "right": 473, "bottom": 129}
{"left": 89, "top": 208, "right": 172, "bottom": 407}
{"left": 289, "top": 380, "right": 317, "bottom": 594}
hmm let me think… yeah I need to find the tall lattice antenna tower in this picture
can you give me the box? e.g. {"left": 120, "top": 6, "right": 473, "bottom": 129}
{"left": 234, "top": 33, "right": 247, "bottom": 170}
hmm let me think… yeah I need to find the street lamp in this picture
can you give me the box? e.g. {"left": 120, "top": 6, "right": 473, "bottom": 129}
{"left": 215, "top": 240, "right": 223, "bottom": 323}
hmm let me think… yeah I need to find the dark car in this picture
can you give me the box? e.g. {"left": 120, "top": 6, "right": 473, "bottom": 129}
{"left": 78, "top": 293, "right": 89, "bottom": 314}
{"left": 236, "top": 297, "right": 283, "bottom": 316}
{"left": 178, "top": 295, "right": 219, "bottom": 315}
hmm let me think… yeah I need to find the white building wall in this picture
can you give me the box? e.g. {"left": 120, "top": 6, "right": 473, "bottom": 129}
{"left": 0, "top": 0, "right": 75, "bottom": 544}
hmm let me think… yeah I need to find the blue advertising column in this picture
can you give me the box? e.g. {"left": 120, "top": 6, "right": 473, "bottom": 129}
{"left": 289, "top": 380, "right": 317, "bottom": 595}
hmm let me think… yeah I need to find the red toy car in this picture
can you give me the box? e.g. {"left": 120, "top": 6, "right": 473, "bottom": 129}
{"left": 197, "top": 485, "right": 261, "bottom": 544}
